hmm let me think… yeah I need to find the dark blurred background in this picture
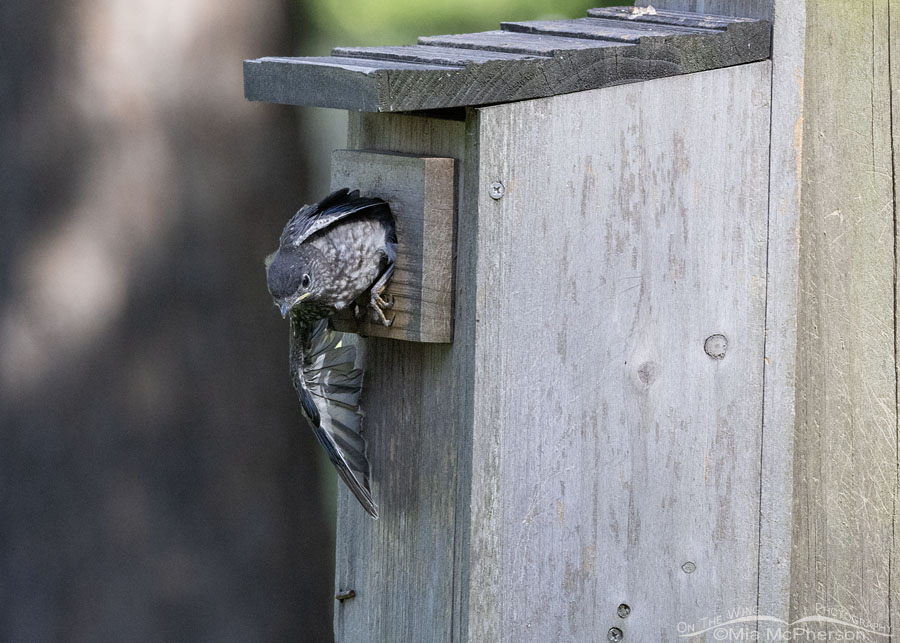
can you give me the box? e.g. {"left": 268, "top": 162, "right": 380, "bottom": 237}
{"left": 1, "top": 1, "right": 603, "bottom": 641}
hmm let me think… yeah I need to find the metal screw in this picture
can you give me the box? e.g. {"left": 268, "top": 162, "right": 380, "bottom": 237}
{"left": 489, "top": 181, "right": 505, "bottom": 199}
{"left": 617, "top": 603, "right": 631, "bottom": 618}
{"left": 335, "top": 589, "right": 356, "bottom": 602}
{"left": 703, "top": 334, "right": 728, "bottom": 360}
{"left": 682, "top": 561, "right": 697, "bottom": 574}
{"left": 608, "top": 626, "right": 624, "bottom": 641}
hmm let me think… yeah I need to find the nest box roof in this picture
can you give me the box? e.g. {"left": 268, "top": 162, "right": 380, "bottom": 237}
{"left": 243, "top": 5, "right": 771, "bottom": 113}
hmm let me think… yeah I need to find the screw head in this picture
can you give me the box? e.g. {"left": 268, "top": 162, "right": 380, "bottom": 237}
{"left": 608, "top": 626, "right": 624, "bottom": 641}
{"left": 617, "top": 603, "right": 631, "bottom": 618}
{"left": 489, "top": 181, "right": 505, "bottom": 199}
{"left": 682, "top": 561, "right": 697, "bottom": 574}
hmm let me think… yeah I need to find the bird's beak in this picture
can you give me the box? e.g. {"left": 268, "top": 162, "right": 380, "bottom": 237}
{"left": 279, "top": 292, "right": 310, "bottom": 318}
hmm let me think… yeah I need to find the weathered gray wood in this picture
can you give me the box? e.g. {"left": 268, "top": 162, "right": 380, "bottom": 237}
{"left": 332, "top": 113, "right": 473, "bottom": 643}
{"left": 242, "top": 56, "right": 459, "bottom": 112}
{"left": 328, "top": 149, "right": 457, "bottom": 343}
{"left": 464, "top": 62, "right": 771, "bottom": 642}
{"left": 332, "top": 45, "right": 542, "bottom": 67}
{"left": 590, "top": 6, "right": 756, "bottom": 28}
{"left": 790, "top": 1, "right": 897, "bottom": 636}
{"left": 417, "top": 30, "right": 624, "bottom": 53}
{"left": 636, "top": 0, "right": 774, "bottom": 21}
{"left": 893, "top": 2, "right": 900, "bottom": 629}
{"left": 243, "top": 8, "right": 771, "bottom": 112}
{"left": 756, "top": 0, "right": 803, "bottom": 631}
{"left": 500, "top": 17, "right": 715, "bottom": 42}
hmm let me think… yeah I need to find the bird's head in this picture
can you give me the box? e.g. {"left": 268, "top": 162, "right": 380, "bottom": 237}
{"left": 265, "top": 245, "right": 329, "bottom": 318}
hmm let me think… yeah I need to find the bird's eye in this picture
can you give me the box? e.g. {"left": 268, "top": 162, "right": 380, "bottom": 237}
{"left": 301, "top": 274, "right": 311, "bottom": 289}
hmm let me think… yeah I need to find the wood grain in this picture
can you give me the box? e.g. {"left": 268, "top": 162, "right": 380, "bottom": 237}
{"left": 500, "top": 17, "right": 715, "bottom": 41}
{"left": 243, "top": 8, "right": 770, "bottom": 112}
{"left": 329, "top": 149, "right": 457, "bottom": 343}
{"left": 417, "top": 30, "right": 624, "bottom": 54}
{"left": 790, "top": 1, "right": 897, "bottom": 636}
{"left": 242, "top": 56, "right": 457, "bottom": 113}
{"left": 892, "top": 0, "right": 900, "bottom": 627}
{"left": 590, "top": 6, "right": 757, "bottom": 28}
{"left": 465, "top": 62, "right": 772, "bottom": 641}
{"left": 332, "top": 45, "right": 539, "bottom": 67}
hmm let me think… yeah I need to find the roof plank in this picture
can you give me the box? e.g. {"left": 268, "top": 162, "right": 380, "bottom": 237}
{"left": 500, "top": 17, "right": 716, "bottom": 42}
{"left": 418, "top": 30, "right": 624, "bottom": 54}
{"left": 587, "top": 6, "right": 756, "bottom": 29}
{"left": 332, "top": 45, "right": 544, "bottom": 67}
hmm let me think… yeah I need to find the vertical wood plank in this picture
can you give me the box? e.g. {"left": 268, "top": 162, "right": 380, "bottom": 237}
{"left": 756, "top": 0, "right": 805, "bottom": 628}
{"left": 791, "top": 0, "right": 897, "bottom": 636}
{"left": 455, "top": 108, "right": 499, "bottom": 643}
{"left": 332, "top": 113, "right": 473, "bottom": 643}
{"left": 468, "top": 63, "right": 772, "bottom": 641}
{"left": 892, "top": 0, "right": 900, "bottom": 628}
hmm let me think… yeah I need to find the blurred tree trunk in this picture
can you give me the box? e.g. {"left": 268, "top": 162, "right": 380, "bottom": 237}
{"left": 0, "top": 1, "right": 334, "bottom": 641}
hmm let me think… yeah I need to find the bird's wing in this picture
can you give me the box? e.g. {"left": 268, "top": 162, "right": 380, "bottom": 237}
{"left": 289, "top": 314, "right": 378, "bottom": 519}
{"left": 280, "top": 187, "right": 389, "bottom": 248}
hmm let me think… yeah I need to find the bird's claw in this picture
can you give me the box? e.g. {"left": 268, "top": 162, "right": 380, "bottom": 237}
{"left": 374, "top": 292, "right": 394, "bottom": 310}
{"left": 370, "top": 291, "right": 394, "bottom": 327}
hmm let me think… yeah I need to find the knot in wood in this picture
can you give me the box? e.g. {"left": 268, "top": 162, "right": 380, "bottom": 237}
{"left": 703, "top": 334, "right": 728, "bottom": 360}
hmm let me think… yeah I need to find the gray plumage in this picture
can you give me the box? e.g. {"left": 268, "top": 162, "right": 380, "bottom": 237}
{"left": 266, "top": 188, "right": 397, "bottom": 519}
{"left": 267, "top": 188, "right": 397, "bottom": 322}
{"left": 291, "top": 316, "right": 376, "bottom": 517}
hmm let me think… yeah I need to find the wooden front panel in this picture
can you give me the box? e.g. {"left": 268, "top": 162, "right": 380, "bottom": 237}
{"left": 467, "top": 62, "right": 773, "bottom": 641}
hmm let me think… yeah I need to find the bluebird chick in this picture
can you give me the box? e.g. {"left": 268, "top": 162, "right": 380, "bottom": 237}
{"left": 266, "top": 187, "right": 397, "bottom": 518}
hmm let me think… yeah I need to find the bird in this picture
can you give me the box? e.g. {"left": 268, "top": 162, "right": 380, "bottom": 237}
{"left": 265, "top": 187, "right": 397, "bottom": 518}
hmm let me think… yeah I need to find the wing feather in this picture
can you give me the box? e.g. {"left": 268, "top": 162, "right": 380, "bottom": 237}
{"left": 290, "top": 315, "right": 378, "bottom": 518}
{"left": 280, "top": 187, "right": 389, "bottom": 249}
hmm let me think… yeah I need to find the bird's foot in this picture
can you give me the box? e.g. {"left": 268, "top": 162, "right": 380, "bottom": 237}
{"left": 374, "top": 290, "right": 394, "bottom": 310}
{"left": 369, "top": 291, "right": 394, "bottom": 327}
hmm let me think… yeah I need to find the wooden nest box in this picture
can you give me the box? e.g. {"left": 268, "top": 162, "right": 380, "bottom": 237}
{"left": 243, "top": 4, "right": 811, "bottom": 642}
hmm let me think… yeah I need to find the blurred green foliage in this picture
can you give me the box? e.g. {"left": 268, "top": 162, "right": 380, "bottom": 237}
{"left": 300, "top": 0, "right": 625, "bottom": 51}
